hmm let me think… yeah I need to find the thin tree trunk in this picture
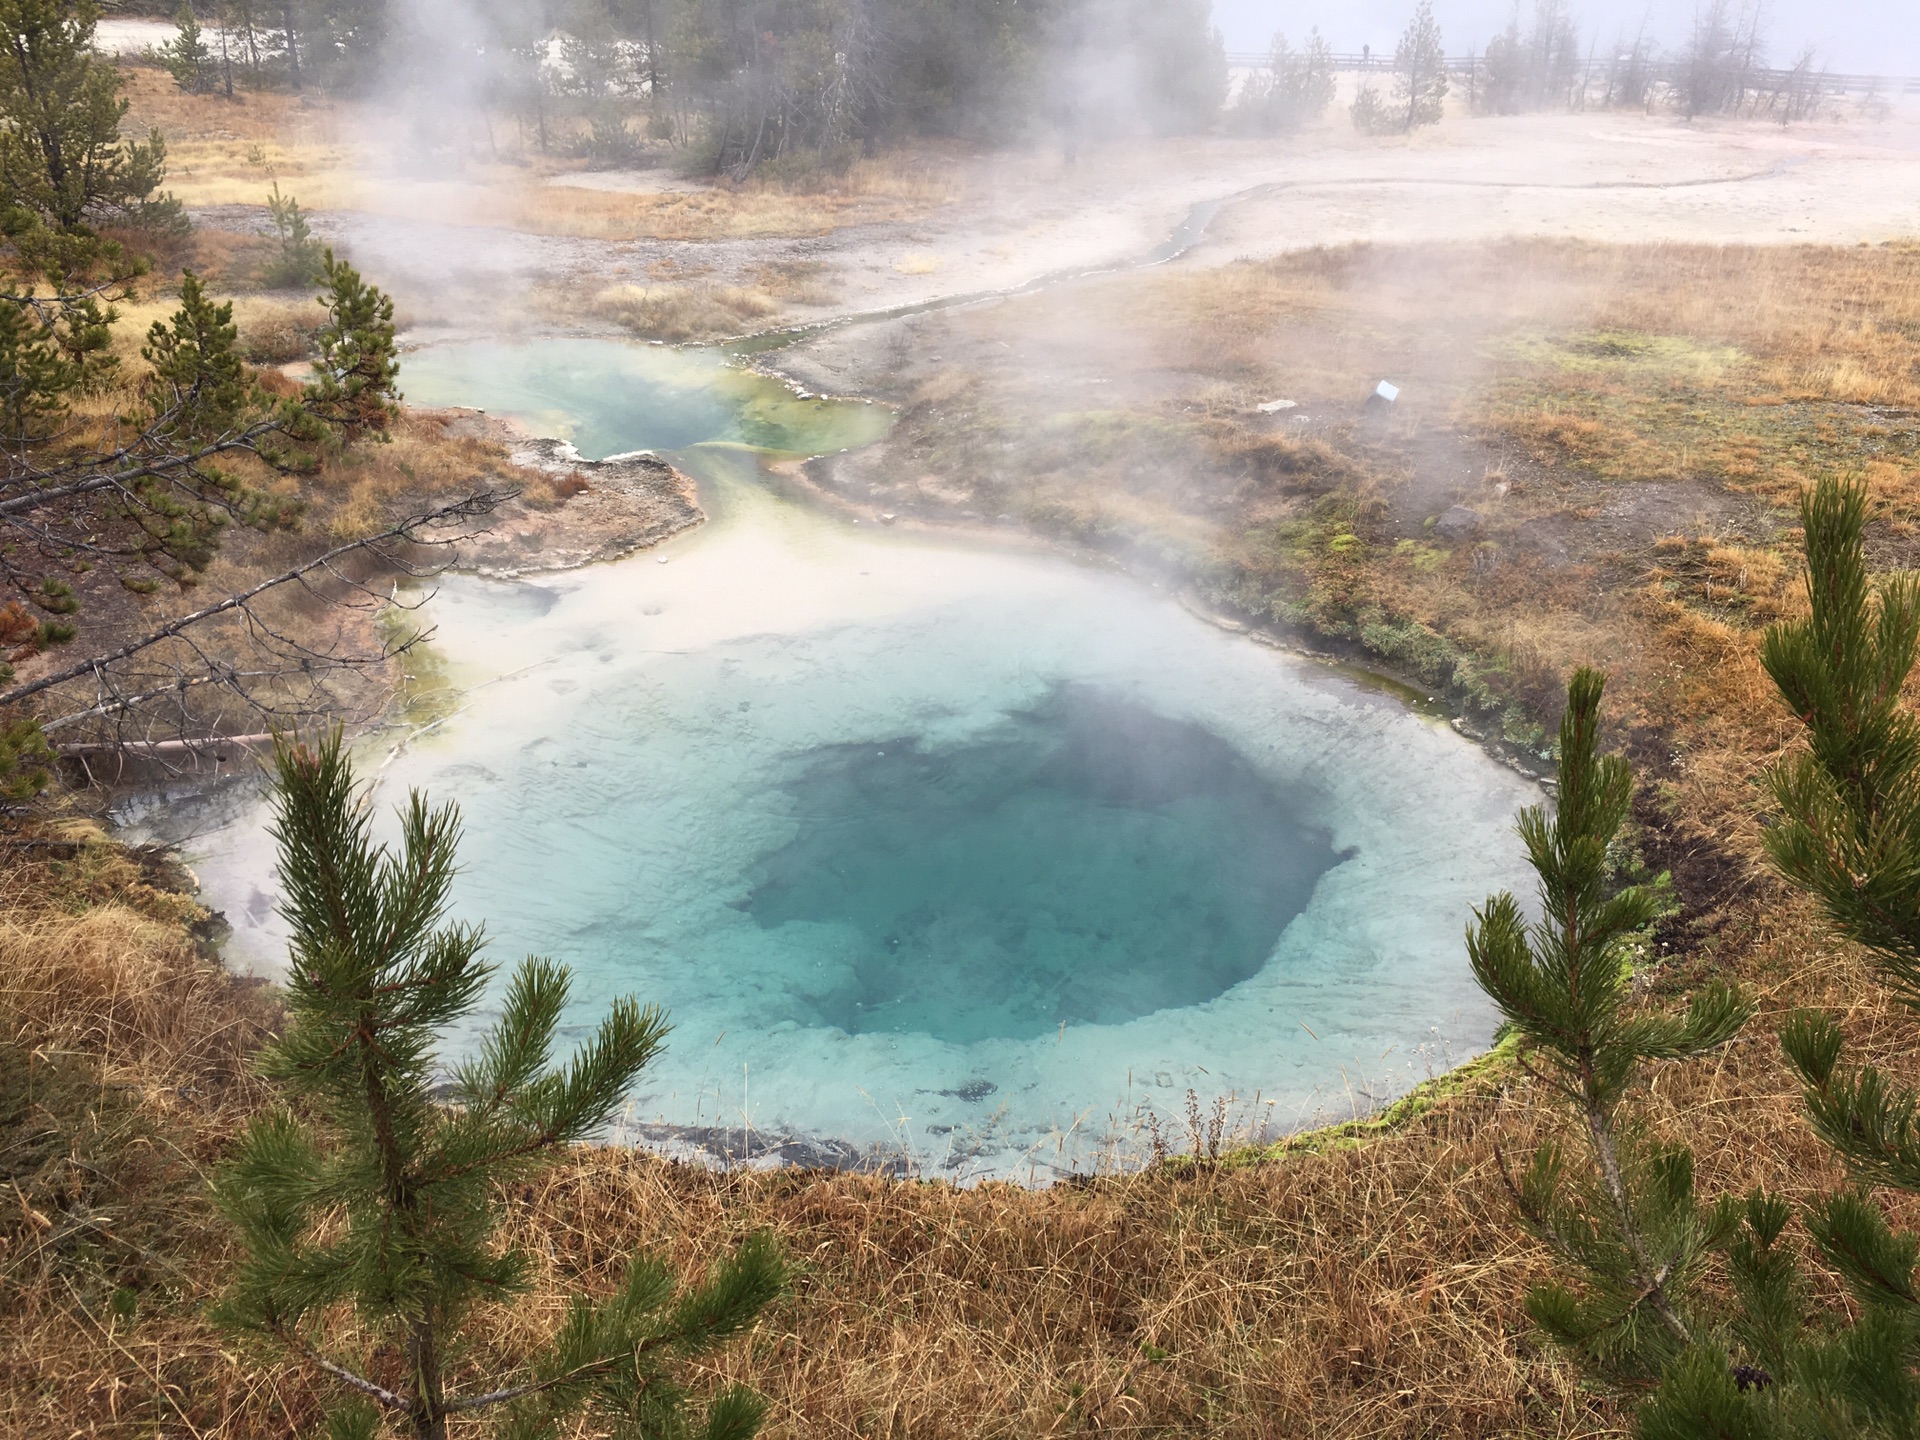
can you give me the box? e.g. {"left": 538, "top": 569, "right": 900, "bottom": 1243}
{"left": 1581, "top": 1071, "right": 1694, "bottom": 1347}
{"left": 409, "top": 1307, "right": 448, "bottom": 1440}
{"left": 281, "top": 2, "right": 300, "bottom": 89}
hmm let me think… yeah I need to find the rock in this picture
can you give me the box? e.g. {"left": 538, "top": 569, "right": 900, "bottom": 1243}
{"left": 1434, "top": 505, "right": 1483, "bottom": 540}
{"left": 1256, "top": 398, "right": 1297, "bottom": 413}
{"left": 455, "top": 432, "right": 703, "bottom": 578}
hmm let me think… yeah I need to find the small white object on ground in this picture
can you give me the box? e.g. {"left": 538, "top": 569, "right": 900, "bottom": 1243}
{"left": 1256, "top": 399, "right": 1297, "bottom": 413}
{"left": 1374, "top": 380, "right": 1400, "bottom": 403}
{"left": 657, "top": 556, "right": 669, "bottom": 564}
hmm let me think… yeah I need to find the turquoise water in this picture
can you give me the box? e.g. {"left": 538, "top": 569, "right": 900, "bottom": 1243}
{"left": 175, "top": 338, "right": 1540, "bottom": 1180}
{"left": 401, "top": 339, "right": 892, "bottom": 458}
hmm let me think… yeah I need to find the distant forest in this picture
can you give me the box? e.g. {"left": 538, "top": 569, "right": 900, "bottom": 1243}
{"left": 143, "top": 0, "right": 1836, "bottom": 174}
{"left": 150, "top": 0, "right": 1228, "bottom": 175}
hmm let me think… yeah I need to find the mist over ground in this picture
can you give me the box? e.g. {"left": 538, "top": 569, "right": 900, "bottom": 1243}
{"left": 1212, "top": 0, "right": 1920, "bottom": 73}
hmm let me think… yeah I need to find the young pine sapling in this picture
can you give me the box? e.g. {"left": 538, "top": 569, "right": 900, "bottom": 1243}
{"left": 1637, "top": 476, "right": 1920, "bottom": 1436}
{"left": 263, "top": 181, "right": 327, "bottom": 289}
{"left": 1468, "top": 667, "right": 1752, "bottom": 1386}
{"left": 162, "top": 2, "right": 216, "bottom": 94}
{"left": 215, "top": 732, "right": 785, "bottom": 1440}
{"left": 303, "top": 249, "right": 401, "bottom": 437}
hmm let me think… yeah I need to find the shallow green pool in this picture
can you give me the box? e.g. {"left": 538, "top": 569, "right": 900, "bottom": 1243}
{"left": 401, "top": 338, "right": 892, "bottom": 459}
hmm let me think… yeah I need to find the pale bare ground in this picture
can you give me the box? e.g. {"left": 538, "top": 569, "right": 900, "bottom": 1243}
{"left": 270, "top": 100, "right": 1918, "bottom": 346}
{"left": 129, "top": 28, "right": 1919, "bottom": 348}
{"left": 803, "top": 103, "right": 1920, "bottom": 314}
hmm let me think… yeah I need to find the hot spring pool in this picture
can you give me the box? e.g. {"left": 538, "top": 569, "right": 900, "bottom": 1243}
{"left": 164, "top": 339, "right": 1539, "bottom": 1180}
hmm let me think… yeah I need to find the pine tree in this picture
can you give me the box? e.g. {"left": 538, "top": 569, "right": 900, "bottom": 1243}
{"left": 0, "top": 251, "right": 413, "bottom": 796}
{"left": 1478, "top": 9, "right": 1528, "bottom": 114}
{"left": 142, "top": 271, "right": 249, "bottom": 443}
{"left": 0, "top": 297, "right": 82, "bottom": 441}
{"left": 0, "top": 0, "right": 176, "bottom": 233}
{"left": 1349, "top": 81, "right": 1388, "bottom": 135}
{"left": 1131, "top": 0, "right": 1228, "bottom": 136}
{"left": 1467, "top": 667, "right": 1753, "bottom": 1385}
{"left": 215, "top": 731, "right": 786, "bottom": 1440}
{"left": 1390, "top": 0, "right": 1449, "bottom": 132}
{"left": 1232, "top": 29, "right": 1335, "bottom": 136}
{"left": 0, "top": 712, "right": 52, "bottom": 796}
{"left": 304, "top": 249, "right": 401, "bottom": 436}
{"left": 161, "top": 2, "right": 217, "bottom": 95}
{"left": 1635, "top": 476, "right": 1920, "bottom": 1436}
{"left": 263, "top": 181, "right": 326, "bottom": 288}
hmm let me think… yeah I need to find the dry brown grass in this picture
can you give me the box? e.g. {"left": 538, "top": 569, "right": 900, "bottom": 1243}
{"left": 0, "top": 838, "right": 276, "bottom": 1107}
{"left": 479, "top": 160, "right": 951, "bottom": 241}
{"left": 0, "top": 840, "right": 301, "bottom": 1440}
{"left": 1130, "top": 240, "right": 1920, "bottom": 516}
{"left": 594, "top": 281, "right": 783, "bottom": 341}
{"left": 303, "top": 409, "right": 522, "bottom": 539}
{"left": 231, "top": 296, "right": 327, "bottom": 363}
{"left": 1145, "top": 240, "right": 1920, "bottom": 403}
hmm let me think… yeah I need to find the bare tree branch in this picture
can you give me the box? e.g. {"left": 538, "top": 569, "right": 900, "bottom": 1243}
{"left": 0, "top": 489, "right": 510, "bottom": 711}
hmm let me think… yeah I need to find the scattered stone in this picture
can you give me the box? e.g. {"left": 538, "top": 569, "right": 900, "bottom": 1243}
{"left": 880, "top": 512, "right": 897, "bottom": 525}
{"left": 1434, "top": 505, "right": 1483, "bottom": 540}
{"left": 938, "top": 1079, "right": 998, "bottom": 1103}
{"left": 1256, "top": 398, "right": 1298, "bottom": 413}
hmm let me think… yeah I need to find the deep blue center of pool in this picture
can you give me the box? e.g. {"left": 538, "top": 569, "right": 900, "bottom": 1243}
{"left": 742, "top": 687, "right": 1341, "bottom": 1043}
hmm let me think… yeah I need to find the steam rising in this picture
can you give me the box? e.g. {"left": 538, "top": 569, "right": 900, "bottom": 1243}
{"left": 1210, "top": 1, "right": 1915, "bottom": 73}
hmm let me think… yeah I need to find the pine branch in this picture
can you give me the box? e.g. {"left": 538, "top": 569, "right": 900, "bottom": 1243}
{"left": 217, "top": 739, "right": 782, "bottom": 1440}
{"left": 278, "top": 1325, "right": 411, "bottom": 1414}
{"left": 444, "top": 1344, "right": 664, "bottom": 1413}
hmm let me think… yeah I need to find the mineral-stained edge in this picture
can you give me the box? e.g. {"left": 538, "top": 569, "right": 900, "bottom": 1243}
{"left": 459, "top": 435, "right": 706, "bottom": 579}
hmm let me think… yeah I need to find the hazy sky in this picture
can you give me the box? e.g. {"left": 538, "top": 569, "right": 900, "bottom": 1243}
{"left": 1209, "top": 2, "right": 1920, "bottom": 75}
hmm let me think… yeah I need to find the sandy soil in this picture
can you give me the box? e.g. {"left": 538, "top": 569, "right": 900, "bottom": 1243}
{"left": 94, "top": 18, "right": 181, "bottom": 56}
